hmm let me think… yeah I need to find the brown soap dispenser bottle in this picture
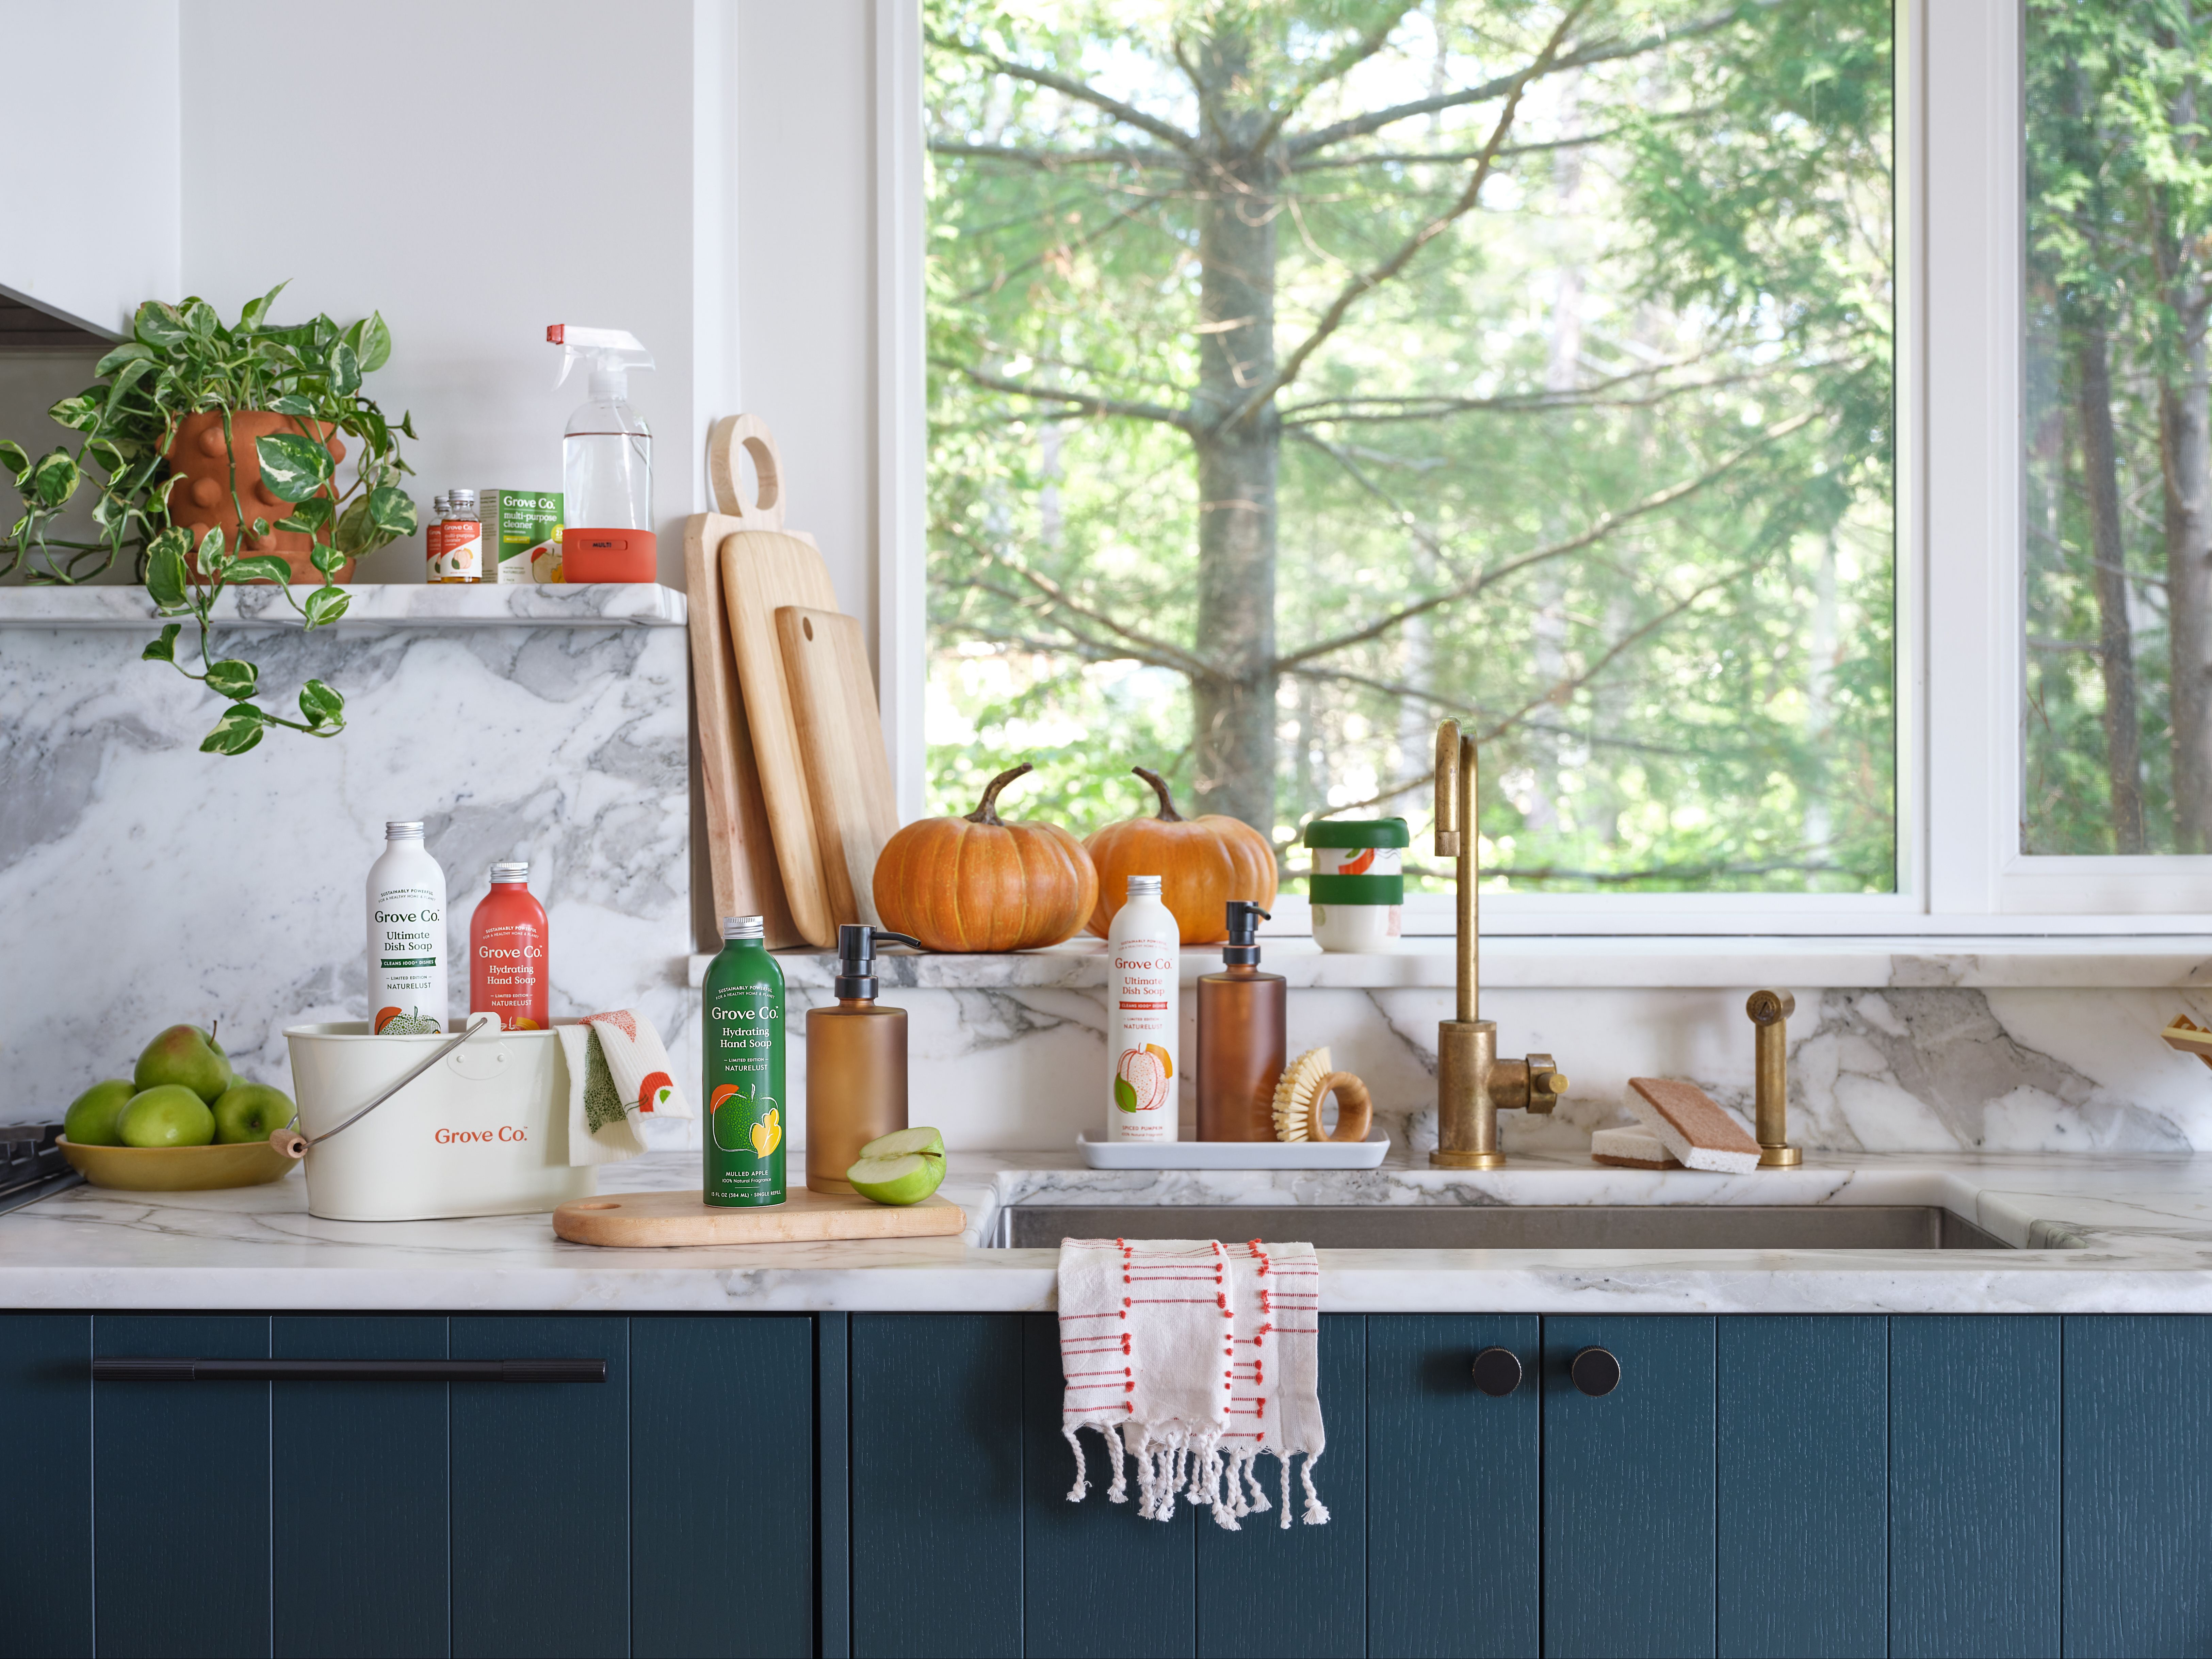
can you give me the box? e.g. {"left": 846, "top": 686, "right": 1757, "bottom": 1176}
{"left": 804, "top": 924, "right": 922, "bottom": 1193}
{"left": 1196, "top": 900, "right": 1286, "bottom": 1142}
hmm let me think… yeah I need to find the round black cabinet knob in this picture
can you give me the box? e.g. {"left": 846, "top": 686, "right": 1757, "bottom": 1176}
{"left": 1471, "top": 1347, "right": 1523, "bottom": 1397}
{"left": 1570, "top": 1346, "right": 1621, "bottom": 1397}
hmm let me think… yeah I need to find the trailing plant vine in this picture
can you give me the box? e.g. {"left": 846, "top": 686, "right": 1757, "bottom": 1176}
{"left": 0, "top": 284, "right": 418, "bottom": 753}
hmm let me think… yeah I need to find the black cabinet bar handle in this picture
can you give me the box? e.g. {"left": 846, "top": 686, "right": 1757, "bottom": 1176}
{"left": 94, "top": 1357, "right": 605, "bottom": 1383}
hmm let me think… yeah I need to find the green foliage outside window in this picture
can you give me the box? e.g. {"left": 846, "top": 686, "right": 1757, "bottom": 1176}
{"left": 925, "top": 0, "right": 1895, "bottom": 891}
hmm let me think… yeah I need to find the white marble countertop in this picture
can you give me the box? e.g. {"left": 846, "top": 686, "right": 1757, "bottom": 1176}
{"left": 7, "top": 1147, "right": 2212, "bottom": 1315}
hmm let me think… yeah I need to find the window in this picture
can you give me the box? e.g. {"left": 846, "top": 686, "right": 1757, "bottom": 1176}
{"left": 921, "top": 1, "right": 1896, "bottom": 898}
{"left": 2023, "top": 2, "right": 2212, "bottom": 857}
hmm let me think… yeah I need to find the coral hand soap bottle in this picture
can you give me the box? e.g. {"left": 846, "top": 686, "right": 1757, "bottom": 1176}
{"left": 469, "top": 861, "right": 549, "bottom": 1030}
{"left": 703, "top": 915, "right": 785, "bottom": 1206}
{"left": 1107, "top": 875, "right": 1178, "bottom": 1142}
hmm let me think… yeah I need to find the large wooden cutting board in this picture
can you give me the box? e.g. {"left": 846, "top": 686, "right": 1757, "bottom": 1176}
{"left": 778, "top": 605, "right": 898, "bottom": 929}
{"left": 683, "top": 472, "right": 797, "bottom": 946}
{"left": 552, "top": 1185, "right": 965, "bottom": 1247}
{"left": 721, "top": 519, "right": 843, "bottom": 947}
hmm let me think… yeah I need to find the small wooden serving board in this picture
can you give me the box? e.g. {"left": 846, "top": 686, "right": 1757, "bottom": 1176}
{"left": 552, "top": 1186, "right": 966, "bottom": 1247}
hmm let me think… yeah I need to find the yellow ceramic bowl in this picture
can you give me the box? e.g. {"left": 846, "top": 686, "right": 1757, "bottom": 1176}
{"left": 58, "top": 1136, "right": 297, "bottom": 1192}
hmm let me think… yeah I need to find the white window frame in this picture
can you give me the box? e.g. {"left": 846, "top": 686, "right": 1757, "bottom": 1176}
{"left": 873, "top": 0, "right": 2212, "bottom": 937}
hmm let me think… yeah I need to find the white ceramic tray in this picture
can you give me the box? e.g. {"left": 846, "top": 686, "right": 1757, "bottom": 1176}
{"left": 1076, "top": 1131, "right": 1390, "bottom": 1170}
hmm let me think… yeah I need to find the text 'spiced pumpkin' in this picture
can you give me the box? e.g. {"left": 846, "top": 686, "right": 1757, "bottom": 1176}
{"left": 873, "top": 763, "right": 1099, "bottom": 953}
{"left": 1084, "top": 768, "right": 1278, "bottom": 944}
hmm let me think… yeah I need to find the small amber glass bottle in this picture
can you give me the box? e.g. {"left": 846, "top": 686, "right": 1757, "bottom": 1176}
{"left": 804, "top": 925, "right": 922, "bottom": 1192}
{"left": 1196, "top": 901, "right": 1286, "bottom": 1141}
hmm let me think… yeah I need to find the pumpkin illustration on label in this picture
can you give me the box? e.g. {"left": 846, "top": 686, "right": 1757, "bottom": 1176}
{"left": 1338, "top": 847, "right": 1376, "bottom": 875}
{"left": 1114, "top": 1046, "right": 1168, "bottom": 1113}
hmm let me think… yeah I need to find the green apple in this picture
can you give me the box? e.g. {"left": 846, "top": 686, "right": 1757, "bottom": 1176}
{"left": 847, "top": 1126, "right": 947, "bottom": 1205}
{"left": 62, "top": 1079, "right": 136, "bottom": 1146}
{"left": 858, "top": 1126, "right": 945, "bottom": 1159}
{"left": 133, "top": 1024, "right": 233, "bottom": 1103}
{"left": 118, "top": 1085, "right": 217, "bottom": 1148}
{"left": 211, "top": 1081, "right": 294, "bottom": 1144}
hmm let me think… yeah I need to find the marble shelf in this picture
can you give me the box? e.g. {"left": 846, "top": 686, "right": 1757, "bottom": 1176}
{"left": 0, "top": 581, "right": 686, "bottom": 629}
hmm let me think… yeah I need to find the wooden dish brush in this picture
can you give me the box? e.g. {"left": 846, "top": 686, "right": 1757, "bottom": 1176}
{"left": 1271, "top": 1046, "right": 1374, "bottom": 1143}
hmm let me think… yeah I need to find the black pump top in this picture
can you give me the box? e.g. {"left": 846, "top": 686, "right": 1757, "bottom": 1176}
{"left": 835, "top": 924, "right": 923, "bottom": 1000}
{"left": 1222, "top": 901, "right": 1271, "bottom": 966}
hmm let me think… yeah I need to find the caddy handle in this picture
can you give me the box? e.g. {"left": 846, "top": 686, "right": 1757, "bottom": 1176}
{"left": 94, "top": 1357, "right": 606, "bottom": 1383}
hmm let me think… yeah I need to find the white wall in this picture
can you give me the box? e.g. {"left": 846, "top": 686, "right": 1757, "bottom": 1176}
{"left": 731, "top": 2, "right": 882, "bottom": 633}
{"left": 0, "top": 1, "right": 180, "bottom": 334}
{"left": 0, "top": 0, "right": 891, "bottom": 621}
{"left": 179, "top": 0, "right": 730, "bottom": 587}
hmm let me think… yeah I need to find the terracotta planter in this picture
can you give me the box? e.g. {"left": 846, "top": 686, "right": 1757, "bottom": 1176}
{"left": 164, "top": 410, "right": 352, "bottom": 583}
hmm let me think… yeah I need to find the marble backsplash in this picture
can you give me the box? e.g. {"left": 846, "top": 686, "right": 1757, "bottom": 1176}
{"left": 0, "top": 585, "right": 692, "bottom": 1120}
{"left": 748, "top": 953, "right": 2212, "bottom": 1159}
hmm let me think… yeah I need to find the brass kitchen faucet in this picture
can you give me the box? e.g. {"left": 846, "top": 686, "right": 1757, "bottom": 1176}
{"left": 1430, "top": 719, "right": 1568, "bottom": 1169}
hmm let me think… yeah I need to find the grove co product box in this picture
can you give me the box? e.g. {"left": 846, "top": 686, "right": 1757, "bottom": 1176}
{"left": 482, "top": 490, "right": 564, "bottom": 584}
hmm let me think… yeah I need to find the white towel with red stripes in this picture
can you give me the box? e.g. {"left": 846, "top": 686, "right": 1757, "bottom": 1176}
{"left": 1057, "top": 1237, "right": 1328, "bottom": 1531}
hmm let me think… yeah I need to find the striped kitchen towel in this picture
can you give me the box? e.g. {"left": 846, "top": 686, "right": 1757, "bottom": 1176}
{"left": 1058, "top": 1237, "right": 1327, "bottom": 1531}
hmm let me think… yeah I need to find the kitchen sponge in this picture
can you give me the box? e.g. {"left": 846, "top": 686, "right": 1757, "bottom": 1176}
{"left": 1591, "top": 1122, "right": 1681, "bottom": 1169}
{"left": 1625, "top": 1077, "right": 1760, "bottom": 1173}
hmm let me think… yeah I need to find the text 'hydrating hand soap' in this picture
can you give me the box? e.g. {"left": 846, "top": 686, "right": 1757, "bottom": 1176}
{"left": 703, "top": 915, "right": 786, "bottom": 1206}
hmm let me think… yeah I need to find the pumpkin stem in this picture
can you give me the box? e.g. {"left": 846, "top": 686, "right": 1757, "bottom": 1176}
{"left": 967, "top": 762, "right": 1034, "bottom": 826}
{"left": 1133, "top": 766, "right": 1185, "bottom": 822}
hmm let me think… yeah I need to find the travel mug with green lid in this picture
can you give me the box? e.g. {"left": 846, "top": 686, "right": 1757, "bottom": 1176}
{"left": 1302, "top": 817, "right": 1409, "bottom": 950}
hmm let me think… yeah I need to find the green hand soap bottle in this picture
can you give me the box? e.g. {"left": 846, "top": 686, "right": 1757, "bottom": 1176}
{"left": 703, "top": 914, "right": 786, "bottom": 1206}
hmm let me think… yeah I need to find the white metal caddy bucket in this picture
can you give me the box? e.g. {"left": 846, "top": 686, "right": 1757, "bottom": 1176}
{"left": 284, "top": 1018, "right": 592, "bottom": 1221}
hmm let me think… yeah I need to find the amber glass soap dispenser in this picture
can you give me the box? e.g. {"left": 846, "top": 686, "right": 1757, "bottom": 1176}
{"left": 1196, "top": 900, "right": 1286, "bottom": 1141}
{"left": 806, "top": 925, "right": 923, "bottom": 1192}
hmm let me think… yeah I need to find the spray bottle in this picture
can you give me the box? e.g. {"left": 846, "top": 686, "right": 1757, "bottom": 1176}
{"left": 547, "top": 324, "right": 655, "bottom": 583}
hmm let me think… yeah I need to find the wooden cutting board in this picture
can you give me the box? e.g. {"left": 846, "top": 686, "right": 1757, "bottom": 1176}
{"left": 778, "top": 605, "right": 898, "bottom": 929}
{"left": 684, "top": 451, "right": 798, "bottom": 946}
{"left": 552, "top": 1185, "right": 965, "bottom": 1247}
{"left": 715, "top": 420, "right": 844, "bottom": 947}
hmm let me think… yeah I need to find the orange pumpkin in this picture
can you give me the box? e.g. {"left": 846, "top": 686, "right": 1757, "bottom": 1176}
{"left": 873, "top": 763, "right": 1098, "bottom": 953}
{"left": 1084, "top": 768, "right": 1279, "bottom": 944}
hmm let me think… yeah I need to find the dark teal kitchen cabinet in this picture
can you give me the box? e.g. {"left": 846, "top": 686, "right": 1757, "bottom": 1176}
{"left": 0, "top": 1312, "right": 815, "bottom": 1659}
{"left": 2062, "top": 1316, "right": 2212, "bottom": 1659}
{"left": 1717, "top": 1316, "right": 1886, "bottom": 1659}
{"left": 1366, "top": 1315, "right": 1539, "bottom": 1659}
{"left": 1542, "top": 1315, "right": 1715, "bottom": 1658}
{"left": 1890, "top": 1316, "right": 2061, "bottom": 1659}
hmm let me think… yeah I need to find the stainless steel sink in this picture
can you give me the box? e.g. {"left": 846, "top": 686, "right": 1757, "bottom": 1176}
{"left": 995, "top": 1204, "right": 2032, "bottom": 1251}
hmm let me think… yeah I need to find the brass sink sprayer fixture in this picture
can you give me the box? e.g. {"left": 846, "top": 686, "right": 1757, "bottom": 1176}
{"left": 1745, "top": 988, "right": 1801, "bottom": 1167}
{"left": 1429, "top": 719, "right": 1568, "bottom": 1169}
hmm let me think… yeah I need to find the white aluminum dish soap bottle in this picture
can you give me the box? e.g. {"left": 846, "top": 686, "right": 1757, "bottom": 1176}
{"left": 367, "top": 820, "right": 448, "bottom": 1033}
{"left": 1107, "top": 874, "right": 1178, "bottom": 1142}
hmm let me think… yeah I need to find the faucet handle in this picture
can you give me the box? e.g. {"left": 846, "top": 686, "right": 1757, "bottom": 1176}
{"left": 1526, "top": 1054, "right": 1567, "bottom": 1114}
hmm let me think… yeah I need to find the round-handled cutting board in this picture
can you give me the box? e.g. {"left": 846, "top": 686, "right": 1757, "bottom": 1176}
{"left": 552, "top": 1185, "right": 965, "bottom": 1247}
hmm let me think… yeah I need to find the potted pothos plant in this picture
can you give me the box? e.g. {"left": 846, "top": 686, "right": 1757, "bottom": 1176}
{"left": 0, "top": 284, "right": 418, "bottom": 753}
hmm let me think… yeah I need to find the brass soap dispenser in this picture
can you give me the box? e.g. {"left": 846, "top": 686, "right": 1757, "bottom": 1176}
{"left": 804, "top": 924, "right": 922, "bottom": 1193}
{"left": 1196, "top": 900, "right": 1286, "bottom": 1141}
